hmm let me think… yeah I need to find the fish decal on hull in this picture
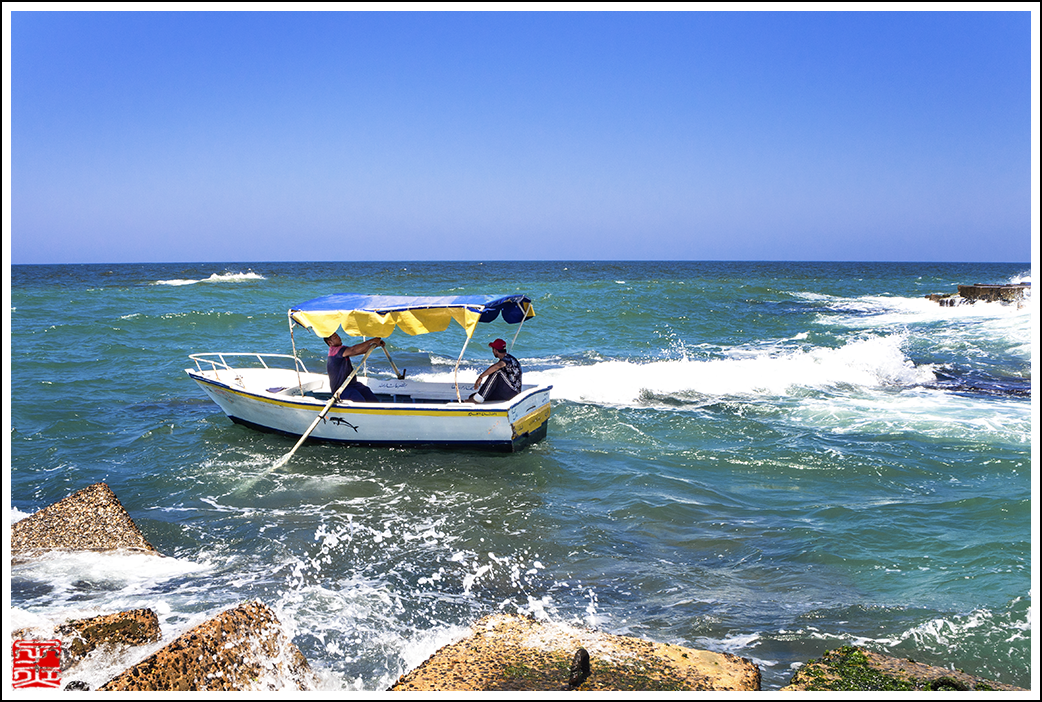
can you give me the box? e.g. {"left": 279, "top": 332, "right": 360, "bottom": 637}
{"left": 326, "top": 417, "right": 359, "bottom": 432}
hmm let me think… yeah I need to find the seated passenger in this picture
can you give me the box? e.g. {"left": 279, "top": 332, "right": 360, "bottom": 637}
{"left": 468, "top": 338, "right": 522, "bottom": 403}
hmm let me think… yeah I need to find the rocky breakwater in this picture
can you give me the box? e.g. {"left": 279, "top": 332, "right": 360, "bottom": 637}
{"left": 389, "top": 613, "right": 761, "bottom": 691}
{"left": 14, "top": 482, "right": 765, "bottom": 692}
{"left": 956, "top": 283, "right": 1029, "bottom": 303}
{"left": 926, "top": 282, "right": 1029, "bottom": 306}
{"left": 10, "top": 483, "right": 313, "bottom": 691}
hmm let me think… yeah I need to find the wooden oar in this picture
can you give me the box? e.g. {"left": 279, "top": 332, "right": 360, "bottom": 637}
{"left": 269, "top": 345, "right": 377, "bottom": 471}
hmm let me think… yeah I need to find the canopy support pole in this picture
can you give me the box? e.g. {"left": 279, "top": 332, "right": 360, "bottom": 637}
{"left": 288, "top": 311, "right": 303, "bottom": 394}
{"left": 453, "top": 333, "right": 473, "bottom": 402}
{"left": 509, "top": 301, "right": 530, "bottom": 352}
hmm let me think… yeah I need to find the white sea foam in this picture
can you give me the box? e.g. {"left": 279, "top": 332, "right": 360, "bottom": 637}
{"left": 521, "top": 335, "right": 934, "bottom": 406}
{"left": 848, "top": 601, "right": 1031, "bottom": 654}
{"left": 795, "top": 291, "right": 1033, "bottom": 337}
{"left": 268, "top": 515, "right": 541, "bottom": 689}
{"left": 154, "top": 271, "right": 266, "bottom": 286}
{"left": 793, "top": 389, "right": 1031, "bottom": 444}
{"left": 11, "top": 550, "right": 211, "bottom": 611}
{"left": 13, "top": 549, "right": 209, "bottom": 585}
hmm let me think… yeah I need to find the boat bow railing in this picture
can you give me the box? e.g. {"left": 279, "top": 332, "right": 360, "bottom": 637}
{"left": 189, "top": 353, "right": 310, "bottom": 375}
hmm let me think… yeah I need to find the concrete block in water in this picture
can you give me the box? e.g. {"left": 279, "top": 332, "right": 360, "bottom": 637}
{"left": 56, "top": 609, "right": 162, "bottom": 666}
{"left": 11, "top": 483, "right": 159, "bottom": 556}
{"left": 389, "top": 613, "right": 760, "bottom": 691}
{"left": 99, "top": 600, "right": 313, "bottom": 691}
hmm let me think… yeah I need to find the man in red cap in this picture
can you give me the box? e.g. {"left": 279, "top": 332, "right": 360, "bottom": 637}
{"left": 468, "top": 338, "right": 522, "bottom": 403}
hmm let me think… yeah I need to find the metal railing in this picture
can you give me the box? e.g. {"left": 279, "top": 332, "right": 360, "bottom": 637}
{"left": 189, "top": 353, "right": 310, "bottom": 374}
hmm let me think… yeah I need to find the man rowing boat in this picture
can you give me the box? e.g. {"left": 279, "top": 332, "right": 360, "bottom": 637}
{"left": 324, "top": 333, "right": 384, "bottom": 402}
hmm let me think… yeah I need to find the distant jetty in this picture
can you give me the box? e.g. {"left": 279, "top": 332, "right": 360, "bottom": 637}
{"left": 926, "top": 282, "right": 1029, "bottom": 306}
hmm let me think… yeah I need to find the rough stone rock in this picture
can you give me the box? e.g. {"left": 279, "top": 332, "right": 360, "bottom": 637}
{"left": 99, "top": 601, "right": 313, "bottom": 691}
{"left": 11, "top": 483, "right": 159, "bottom": 556}
{"left": 957, "top": 284, "right": 1029, "bottom": 304}
{"left": 55, "top": 609, "right": 162, "bottom": 666}
{"left": 12, "top": 609, "right": 162, "bottom": 669}
{"left": 389, "top": 614, "right": 760, "bottom": 691}
{"left": 782, "top": 645, "right": 1026, "bottom": 691}
{"left": 926, "top": 284, "right": 1029, "bottom": 306}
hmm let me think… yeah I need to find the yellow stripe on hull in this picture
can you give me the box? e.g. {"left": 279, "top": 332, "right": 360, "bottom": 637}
{"left": 512, "top": 403, "right": 551, "bottom": 439}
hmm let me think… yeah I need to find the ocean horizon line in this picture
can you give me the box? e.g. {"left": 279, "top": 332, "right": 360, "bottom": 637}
{"left": 8, "top": 258, "right": 1034, "bottom": 267}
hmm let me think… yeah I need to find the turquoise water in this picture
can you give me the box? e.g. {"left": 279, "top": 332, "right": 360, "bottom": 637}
{"left": 8, "top": 261, "right": 1033, "bottom": 690}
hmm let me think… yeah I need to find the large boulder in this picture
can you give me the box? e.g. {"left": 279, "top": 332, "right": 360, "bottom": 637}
{"left": 11, "top": 483, "right": 159, "bottom": 557}
{"left": 782, "top": 645, "right": 1026, "bottom": 691}
{"left": 99, "top": 601, "right": 313, "bottom": 691}
{"left": 389, "top": 613, "right": 760, "bottom": 691}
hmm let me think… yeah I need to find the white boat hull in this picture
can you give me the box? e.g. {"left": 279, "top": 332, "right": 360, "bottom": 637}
{"left": 186, "top": 367, "right": 552, "bottom": 451}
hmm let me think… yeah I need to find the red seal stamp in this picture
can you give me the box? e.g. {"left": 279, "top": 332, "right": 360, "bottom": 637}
{"left": 12, "top": 640, "right": 62, "bottom": 689}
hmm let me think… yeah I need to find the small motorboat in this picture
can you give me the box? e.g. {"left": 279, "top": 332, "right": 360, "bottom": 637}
{"left": 186, "top": 293, "right": 552, "bottom": 451}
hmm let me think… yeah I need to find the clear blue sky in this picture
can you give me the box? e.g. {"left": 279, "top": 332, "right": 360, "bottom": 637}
{"left": 6, "top": 8, "right": 1036, "bottom": 264}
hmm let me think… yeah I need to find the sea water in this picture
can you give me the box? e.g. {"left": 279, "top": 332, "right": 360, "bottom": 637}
{"left": 6, "top": 261, "right": 1033, "bottom": 690}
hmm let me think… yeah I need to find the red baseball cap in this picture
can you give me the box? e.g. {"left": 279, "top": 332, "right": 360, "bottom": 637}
{"left": 489, "top": 338, "right": 507, "bottom": 351}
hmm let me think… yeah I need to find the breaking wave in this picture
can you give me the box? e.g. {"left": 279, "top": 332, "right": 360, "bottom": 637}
{"left": 523, "top": 335, "right": 934, "bottom": 407}
{"left": 155, "top": 271, "right": 266, "bottom": 286}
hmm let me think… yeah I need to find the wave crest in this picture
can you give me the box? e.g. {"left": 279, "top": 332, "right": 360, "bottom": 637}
{"left": 527, "top": 336, "right": 934, "bottom": 406}
{"left": 155, "top": 271, "right": 266, "bottom": 286}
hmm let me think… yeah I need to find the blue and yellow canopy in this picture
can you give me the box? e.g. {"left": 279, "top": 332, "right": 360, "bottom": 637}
{"left": 290, "top": 293, "right": 535, "bottom": 339}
